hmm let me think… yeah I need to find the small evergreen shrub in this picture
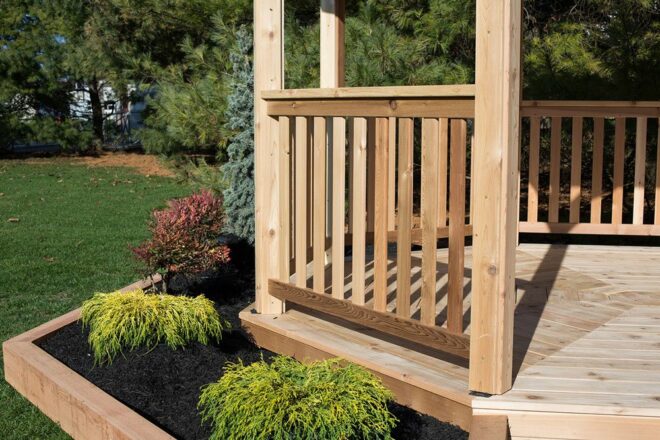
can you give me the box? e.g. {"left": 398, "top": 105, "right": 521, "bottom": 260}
{"left": 81, "top": 289, "right": 228, "bottom": 364}
{"left": 198, "top": 356, "right": 397, "bottom": 440}
{"left": 132, "top": 190, "right": 230, "bottom": 281}
{"left": 222, "top": 27, "right": 255, "bottom": 244}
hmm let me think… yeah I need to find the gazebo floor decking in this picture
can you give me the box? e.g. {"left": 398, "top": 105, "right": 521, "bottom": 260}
{"left": 241, "top": 244, "right": 660, "bottom": 439}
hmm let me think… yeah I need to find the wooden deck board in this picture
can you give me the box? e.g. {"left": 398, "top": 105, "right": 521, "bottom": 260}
{"left": 264, "top": 244, "right": 660, "bottom": 435}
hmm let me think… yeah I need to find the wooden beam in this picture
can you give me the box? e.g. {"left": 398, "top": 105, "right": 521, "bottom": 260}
{"left": 268, "top": 280, "right": 471, "bottom": 359}
{"left": 469, "top": 415, "right": 510, "bottom": 440}
{"left": 254, "top": 0, "right": 285, "bottom": 314}
{"left": 267, "top": 99, "right": 475, "bottom": 118}
{"left": 469, "top": 0, "right": 521, "bottom": 395}
{"left": 519, "top": 221, "right": 660, "bottom": 236}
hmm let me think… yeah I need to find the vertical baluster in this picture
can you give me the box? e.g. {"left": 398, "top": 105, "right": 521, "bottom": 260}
{"left": 591, "top": 118, "right": 604, "bottom": 224}
{"left": 279, "top": 117, "right": 291, "bottom": 282}
{"left": 438, "top": 119, "right": 449, "bottom": 228}
{"left": 448, "top": 119, "right": 467, "bottom": 334}
{"left": 313, "top": 117, "right": 327, "bottom": 293}
{"left": 295, "top": 117, "right": 308, "bottom": 287}
{"left": 421, "top": 118, "right": 440, "bottom": 326}
{"left": 549, "top": 117, "right": 561, "bottom": 223}
{"left": 396, "top": 118, "right": 414, "bottom": 318}
{"left": 655, "top": 119, "right": 660, "bottom": 225}
{"left": 373, "top": 118, "right": 390, "bottom": 312}
{"left": 331, "top": 117, "right": 346, "bottom": 299}
{"left": 352, "top": 117, "right": 368, "bottom": 306}
{"left": 469, "top": 131, "right": 475, "bottom": 225}
{"left": 528, "top": 117, "right": 541, "bottom": 222}
{"left": 612, "top": 118, "right": 626, "bottom": 225}
{"left": 633, "top": 117, "right": 648, "bottom": 225}
{"left": 307, "top": 118, "right": 314, "bottom": 246}
{"left": 570, "top": 117, "right": 583, "bottom": 223}
{"left": 388, "top": 116, "right": 397, "bottom": 231}
{"left": 366, "top": 119, "right": 376, "bottom": 233}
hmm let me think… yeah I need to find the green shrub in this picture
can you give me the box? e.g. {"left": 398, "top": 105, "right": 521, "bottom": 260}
{"left": 81, "top": 289, "right": 228, "bottom": 364}
{"left": 198, "top": 356, "right": 397, "bottom": 440}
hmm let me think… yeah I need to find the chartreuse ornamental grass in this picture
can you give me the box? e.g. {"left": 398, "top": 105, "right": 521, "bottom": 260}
{"left": 0, "top": 161, "right": 191, "bottom": 439}
{"left": 199, "top": 356, "right": 397, "bottom": 440}
{"left": 81, "top": 289, "right": 228, "bottom": 364}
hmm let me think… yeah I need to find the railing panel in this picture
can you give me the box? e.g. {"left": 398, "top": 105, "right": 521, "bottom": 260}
{"left": 519, "top": 103, "right": 660, "bottom": 236}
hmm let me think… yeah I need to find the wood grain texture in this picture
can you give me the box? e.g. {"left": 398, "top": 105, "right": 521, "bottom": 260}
{"left": 268, "top": 280, "right": 471, "bottom": 359}
{"left": 548, "top": 117, "right": 561, "bottom": 223}
{"left": 633, "top": 117, "right": 647, "bottom": 225}
{"left": 267, "top": 99, "right": 475, "bottom": 118}
{"left": 470, "top": 0, "right": 521, "bottom": 395}
{"left": 469, "top": 415, "right": 510, "bottom": 440}
{"left": 438, "top": 118, "right": 449, "bottom": 227}
{"left": 591, "top": 118, "right": 604, "bottom": 224}
{"left": 373, "top": 117, "right": 390, "bottom": 312}
{"left": 331, "top": 117, "right": 346, "bottom": 299}
{"left": 351, "top": 117, "right": 368, "bottom": 305}
{"left": 569, "top": 117, "right": 583, "bottom": 223}
{"left": 421, "top": 118, "right": 440, "bottom": 326}
{"left": 448, "top": 119, "right": 467, "bottom": 333}
{"left": 312, "top": 117, "right": 327, "bottom": 292}
{"left": 279, "top": 117, "right": 292, "bottom": 281}
{"left": 396, "top": 118, "right": 414, "bottom": 318}
{"left": 254, "top": 0, "right": 285, "bottom": 314}
{"left": 612, "top": 118, "right": 626, "bottom": 225}
{"left": 527, "top": 117, "right": 540, "bottom": 223}
{"left": 295, "top": 117, "right": 308, "bottom": 288}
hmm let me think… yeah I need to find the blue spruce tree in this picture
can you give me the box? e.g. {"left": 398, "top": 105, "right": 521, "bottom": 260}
{"left": 222, "top": 27, "right": 255, "bottom": 243}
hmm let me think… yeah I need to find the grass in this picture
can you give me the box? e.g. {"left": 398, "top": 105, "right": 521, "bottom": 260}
{"left": 0, "top": 160, "right": 192, "bottom": 439}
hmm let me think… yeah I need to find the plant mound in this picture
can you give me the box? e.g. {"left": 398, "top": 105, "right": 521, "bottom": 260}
{"left": 199, "top": 356, "right": 397, "bottom": 440}
{"left": 81, "top": 289, "right": 228, "bottom": 364}
{"left": 132, "top": 190, "right": 230, "bottom": 280}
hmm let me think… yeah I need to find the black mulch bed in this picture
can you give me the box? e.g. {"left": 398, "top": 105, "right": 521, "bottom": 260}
{"left": 38, "top": 242, "right": 467, "bottom": 440}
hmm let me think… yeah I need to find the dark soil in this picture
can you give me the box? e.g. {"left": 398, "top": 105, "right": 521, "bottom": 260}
{"left": 38, "top": 241, "right": 467, "bottom": 440}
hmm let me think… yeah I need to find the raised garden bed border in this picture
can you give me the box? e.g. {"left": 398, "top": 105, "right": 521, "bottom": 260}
{"left": 3, "top": 276, "right": 174, "bottom": 440}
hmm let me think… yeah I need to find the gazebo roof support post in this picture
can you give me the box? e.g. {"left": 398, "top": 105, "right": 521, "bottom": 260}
{"left": 469, "top": 0, "right": 522, "bottom": 395}
{"left": 254, "top": 0, "right": 285, "bottom": 314}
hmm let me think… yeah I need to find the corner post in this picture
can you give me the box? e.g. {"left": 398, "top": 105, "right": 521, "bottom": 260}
{"left": 254, "top": 1, "right": 285, "bottom": 314}
{"left": 320, "top": 0, "right": 345, "bottom": 88}
{"left": 469, "top": 0, "right": 522, "bottom": 394}
{"left": 320, "top": 0, "right": 346, "bottom": 244}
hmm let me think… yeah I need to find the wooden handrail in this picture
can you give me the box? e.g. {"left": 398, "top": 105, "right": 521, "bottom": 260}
{"left": 262, "top": 84, "right": 476, "bottom": 100}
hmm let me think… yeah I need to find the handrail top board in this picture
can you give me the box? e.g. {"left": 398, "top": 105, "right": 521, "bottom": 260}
{"left": 262, "top": 84, "right": 476, "bottom": 100}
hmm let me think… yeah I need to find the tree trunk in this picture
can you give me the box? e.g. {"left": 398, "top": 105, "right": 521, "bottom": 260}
{"left": 89, "top": 79, "right": 104, "bottom": 144}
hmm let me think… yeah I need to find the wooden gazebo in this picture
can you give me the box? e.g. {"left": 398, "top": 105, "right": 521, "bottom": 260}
{"left": 241, "top": 1, "right": 660, "bottom": 438}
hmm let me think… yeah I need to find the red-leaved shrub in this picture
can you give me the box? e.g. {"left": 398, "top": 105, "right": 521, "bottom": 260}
{"left": 133, "top": 190, "right": 230, "bottom": 280}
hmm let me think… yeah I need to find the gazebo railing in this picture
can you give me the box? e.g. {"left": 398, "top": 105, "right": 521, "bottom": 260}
{"left": 262, "top": 86, "right": 475, "bottom": 359}
{"left": 519, "top": 101, "right": 660, "bottom": 235}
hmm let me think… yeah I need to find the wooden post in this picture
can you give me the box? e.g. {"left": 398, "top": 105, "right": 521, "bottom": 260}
{"left": 320, "top": 0, "right": 345, "bottom": 88}
{"left": 469, "top": 0, "right": 521, "bottom": 395}
{"left": 254, "top": 1, "right": 285, "bottom": 314}
{"left": 320, "top": 0, "right": 345, "bottom": 282}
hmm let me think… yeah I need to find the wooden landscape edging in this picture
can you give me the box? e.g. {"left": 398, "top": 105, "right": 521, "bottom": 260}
{"left": 2, "top": 276, "right": 173, "bottom": 440}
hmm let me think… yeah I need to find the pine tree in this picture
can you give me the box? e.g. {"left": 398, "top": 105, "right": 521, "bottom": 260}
{"left": 222, "top": 27, "right": 255, "bottom": 243}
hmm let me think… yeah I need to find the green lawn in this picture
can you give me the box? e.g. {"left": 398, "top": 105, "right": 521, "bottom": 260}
{"left": 0, "top": 161, "right": 192, "bottom": 439}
